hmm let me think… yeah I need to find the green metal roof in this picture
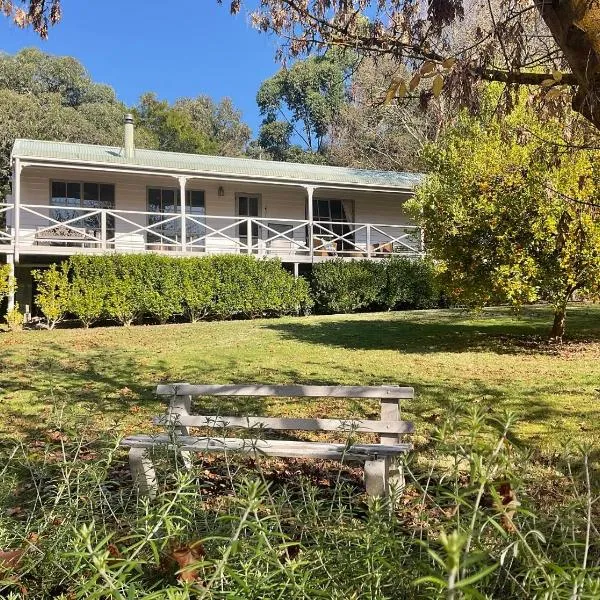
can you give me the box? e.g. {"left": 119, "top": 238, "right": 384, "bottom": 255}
{"left": 12, "top": 139, "right": 422, "bottom": 191}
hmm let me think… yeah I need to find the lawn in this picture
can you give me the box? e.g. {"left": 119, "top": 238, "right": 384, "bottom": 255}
{"left": 1, "top": 303, "right": 599, "bottom": 450}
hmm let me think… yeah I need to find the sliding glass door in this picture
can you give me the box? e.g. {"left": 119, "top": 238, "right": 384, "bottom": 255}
{"left": 312, "top": 198, "right": 354, "bottom": 250}
{"left": 147, "top": 188, "right": 205, "bottom": 249}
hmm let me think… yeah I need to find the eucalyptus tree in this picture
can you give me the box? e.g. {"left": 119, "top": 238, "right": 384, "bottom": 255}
{"left": 256, "top": 52, "right": 355, "bottom": 161}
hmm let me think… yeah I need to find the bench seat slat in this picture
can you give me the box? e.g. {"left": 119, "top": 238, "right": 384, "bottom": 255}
{"left": 156, "top": 384, "right": 414, "bottom": 400}
{"left": 121, "top": 434, "right": 412, "bottom": 461}
{"left": 153, "top": 415, "right": 414, "bottom": 434}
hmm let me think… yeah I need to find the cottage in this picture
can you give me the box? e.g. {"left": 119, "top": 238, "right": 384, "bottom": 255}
{"left": 1, "top": 115, "right": 423, "bottom": 312}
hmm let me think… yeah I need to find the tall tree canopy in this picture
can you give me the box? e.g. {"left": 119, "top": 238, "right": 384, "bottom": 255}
{"left": 0, "top": 48, "right": 149, "bottom": 197}
{"left": 411, "top": 89, "right": 600, "bottom": 339}
{"left": 256, "top": 52, "right": 354, "bottom": 161}
{"left": 16, "top": 0, "right": 600, "bottom": 131}
{"left": 0, "top": 49, "right": 252, "bottom": 198}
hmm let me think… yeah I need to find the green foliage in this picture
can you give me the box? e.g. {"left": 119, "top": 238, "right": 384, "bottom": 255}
{"left": 256, "top": 53, "right": 355, "bottom": 160}
{"left": 32, "top": 262, "right": 70, "bottom": 329}
{"left": 0, "top": 49, "right": 156, "bottom": 198}
{"left": 51, "top": 254, "right": 310, "bottom": 327}
{"left": 179, "top": 257, "right": 218, "bottom": 322}
{"left": 102, "top": 255, "right": 153, "bottom": 326}
{"left": 209, "top": 255, "right": 311, "bottom": 319}
{"left": 311, "top": 259, "right": 385, "bottom": 313}
{"left": 68, "top": 255, "right": 107, "bottom": 327}
{"left": 0, "top": 262, "right": 13, "bottom": 299}
{"left": 311, "top": 258, "right": 439, "bottom": 313}
{"left": 1, "top": 405, "right": 598, "bottom": 598}
{"left": 141, "top": 255, "right": 184, "bottom": 324}
{"left": 4, "top": 302, "right": 24, "bottom": 331}
{"left": 380, "top": 257, "right": 441, "bottom": 310}
{"left": 411, "top": 88, "right": 600, "bottom": 338}
{"left": 174, "top": 96, "right": 252, "bottom": 157}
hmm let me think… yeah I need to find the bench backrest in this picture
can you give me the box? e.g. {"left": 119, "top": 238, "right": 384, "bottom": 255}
{"left": 155, "top": 383, "right": 414, "bottom": 444}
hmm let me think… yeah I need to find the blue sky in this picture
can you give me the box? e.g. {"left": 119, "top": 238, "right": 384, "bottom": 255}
{"left": 0, "top": 0, "right": 280, "bottom": 135}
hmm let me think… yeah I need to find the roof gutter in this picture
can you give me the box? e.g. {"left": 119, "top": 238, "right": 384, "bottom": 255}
{"left": 13, "top": 154, "right": 419, "bottom": 195}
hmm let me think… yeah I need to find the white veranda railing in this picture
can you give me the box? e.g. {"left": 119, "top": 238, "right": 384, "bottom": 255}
{"left": 0, "top": 203, "right": 424, "bottom": 258}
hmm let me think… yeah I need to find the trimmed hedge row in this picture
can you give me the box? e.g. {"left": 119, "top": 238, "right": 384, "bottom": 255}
{"left": 310, "top": 258, "right": 441, "bottom": 314}
{"left": 30, "top": 254, "right": 440, "bottom": 328}
{"left": 33, "top": 254, "right": 312, "bottom": 328}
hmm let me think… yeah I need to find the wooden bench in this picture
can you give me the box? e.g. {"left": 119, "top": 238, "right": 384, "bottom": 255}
{"left": 121, "top": 383, "right": 415, "bottom": 499}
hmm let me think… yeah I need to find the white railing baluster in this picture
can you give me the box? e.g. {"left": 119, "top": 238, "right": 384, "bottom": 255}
{"left": 247, "top": 217, "right": 252, "bottom": 255}
{"left": 101, "top": 210, "right": 107, "bottom": 250}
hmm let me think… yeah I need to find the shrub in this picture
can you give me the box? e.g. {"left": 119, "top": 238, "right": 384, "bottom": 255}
{"left": 138, "top": 254, "right": 184, "bottom": 324}
{"left": 48, "top": 254, "right": 310, "bottom": 327}
{"left": 210, "top": 255, "right": 311, "bottom": 319}
{"left": 68, "top": 255, "right": 108, "bottom": 327}
{"left": 311, "top": 259, "right": 386, "bottom": 313}
{"left": 32, "top": 263, "right": 70, "bottom": 329}
{"left": 102, "top": 255, "right": 151, "bottom": 326}
{"left": 5, "top": 303, "right": 24, "bottom": 331}
{"left": 380, "top": 257, "right": 441, "bottom": 310}
{"left": 0, "top": 263, "right": 12, "bottom": 299}
{"left": 311, "top": 258, "right": 441, "bottom": 314}
{"left": 179, "top": 257, "right": 218, "bottom": 322}
{"left": 0, "top": 262, "right": 14, "bottom": 322}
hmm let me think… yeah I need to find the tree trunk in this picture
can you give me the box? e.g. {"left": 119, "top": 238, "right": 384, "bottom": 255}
{"left": 536, "top": 0, "right": 600, "bottom": 129}
{"left": 550, "top": 306, "right": 566, "bottom": 341}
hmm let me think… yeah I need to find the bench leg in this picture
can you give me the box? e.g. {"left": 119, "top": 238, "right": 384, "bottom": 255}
{"left": 387, "top": 457, "right": 405, "bottom": 493}
{"left": 129, "top": 448, "right": 158, "bottom": 499}
{"left": 364, "top": 458, "right": 389, "bottom": 497}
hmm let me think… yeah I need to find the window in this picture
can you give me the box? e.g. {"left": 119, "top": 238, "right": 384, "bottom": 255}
{"left": 312, "top": 198, "right": 354, "bottom": 250}
{"left": 147, "top": 188, "right": 205, "bottom": 248}
{"left": 50, "top": 181, "right": 115, "bottom": 236}
{"left": 236, "top": 194, "right": 261, "bottom": 243}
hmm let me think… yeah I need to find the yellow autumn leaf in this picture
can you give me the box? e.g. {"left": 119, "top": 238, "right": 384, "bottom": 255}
{"left": 442, "top": 57, "right": 456, "bottom": 69}
{"left": 552, "top": 69, "right": 563, "bottom": 81}
{"left": 384, "top": 79, "right": 406, "bottom": 104}
{"left": 432, "top": 74, "right": 444, "bottom": 98}
{"left": 541, "top": 78, "right": 555, "bottom": 87}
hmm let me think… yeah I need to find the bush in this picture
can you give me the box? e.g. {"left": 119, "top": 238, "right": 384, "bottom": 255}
{"left": 311, "top": 259, "right": 386, "bottom": 313}
{"left": 32, "top": 263, "right": 70, "bottom": 329}
{"left": 34, "top": 254, "right": 311, "bottom": 328}
{"left": 311, "top": 258, "right": 441, "bottom": 314}
{"left": 102, "top": 255, "right": 153, "bottom": 326}
{"left": 210, "top": 255, "right": 312, "bottom": 319}
{"left": 179, "top": 256, "right": 218, "bottom": 322}
{"left": 68, "top": 255, "right": 108, "bottom": 328}
{"left": 380, "top": 257, "right": 441, "bottom": 310}
{"left": 5, "top": 302, "right": 24, "bottom": 331}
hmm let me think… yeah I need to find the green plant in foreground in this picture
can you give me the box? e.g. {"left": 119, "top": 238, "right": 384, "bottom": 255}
{"left": 0, "top": 404, "right": 598, "bottom": 598}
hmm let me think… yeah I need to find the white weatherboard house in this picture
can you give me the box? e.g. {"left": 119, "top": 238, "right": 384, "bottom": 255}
{"left": 1, "top": 115, "right": 423, "bottom": 312}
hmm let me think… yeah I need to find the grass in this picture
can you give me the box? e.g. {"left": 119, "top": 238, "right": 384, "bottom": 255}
{"left": 1, "top": 305, "right": 599, "bottom": 598}
{"left": 1, "top": 303, "right": 600, "bottom": 450}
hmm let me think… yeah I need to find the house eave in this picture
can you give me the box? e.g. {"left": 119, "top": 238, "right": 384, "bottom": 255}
{"left": 12, "top": 153, "right": 417, "bottom": 195}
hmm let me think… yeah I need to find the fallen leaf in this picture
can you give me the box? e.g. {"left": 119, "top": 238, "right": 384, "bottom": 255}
{"left": 495, "top": 481, "right": 519, "bottom": 533}
{"left": 0, "top": 549, "right": 25, "bottom": 572}
{"left": 171, "top": 541, "right": 205, "bottom": 583}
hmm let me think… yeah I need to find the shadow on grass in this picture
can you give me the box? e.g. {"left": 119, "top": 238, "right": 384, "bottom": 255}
{"left": 265, "top": 306, "right": 600, "bottom": 355}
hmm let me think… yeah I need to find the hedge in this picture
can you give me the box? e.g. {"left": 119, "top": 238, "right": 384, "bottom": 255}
{"left": 310, "top": 257, "right": 441, "bottom": 314}
{"left": 33, "top": 254, "right": 312, "bottom": 327}
{"left": 30, "top": 255, "right": 439, "bottom": 328}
